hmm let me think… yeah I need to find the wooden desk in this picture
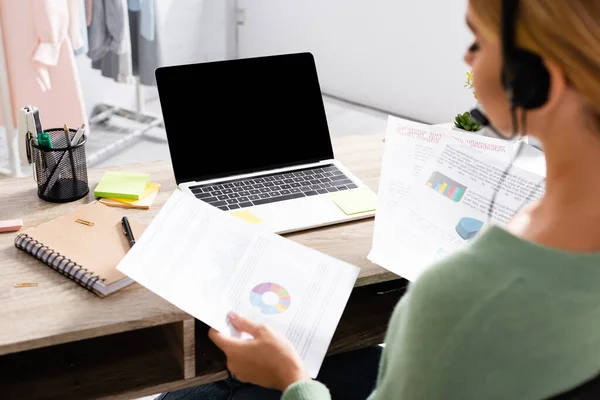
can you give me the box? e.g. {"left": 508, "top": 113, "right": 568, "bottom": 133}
{"left": 0, "top": 133, "right": 404, "bottom": 399}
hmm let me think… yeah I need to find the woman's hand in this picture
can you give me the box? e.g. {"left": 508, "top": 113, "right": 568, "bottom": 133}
{"left": 209, "top": 311, "right": 310, "bottom": 392}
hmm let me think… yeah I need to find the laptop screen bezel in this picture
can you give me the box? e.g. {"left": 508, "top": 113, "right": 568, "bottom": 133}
{"left": 155, "top": 52, "right": 335, "bottom": 185}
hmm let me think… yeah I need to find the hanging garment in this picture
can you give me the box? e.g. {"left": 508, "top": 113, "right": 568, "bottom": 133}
{"left": 72, "top": 0, "right": 89, "bottom": 56}
{"left": 116, "top": 0, "right": 133, "bottom": 82}
{"left": 129, "top": 1, "right": 160, "bottom": 85}
{"left": 127, "top": 0, "right": 155, "bottom": 41}
{"left": 139, "top": 0, "right": 155, "bottom": 41}
{"left": 90, "top": 0, "right": 133, "bottom": 83}
{"left": 94, "top": 0, "right": 160, "bottom": 86}
{"left": 87, "top": 0, "right": 127, "bottom": 61}
{"left": 0, "top": 0, "right": 88, "bottom": 129}
{"left": 67, "top": 0, "right": 84, "bottom": 54}
{"left": 85, "top": 0, "right": 92, "bottom": 26}
{"left": 128, "top": 0, "right": 141, "bottom": 11}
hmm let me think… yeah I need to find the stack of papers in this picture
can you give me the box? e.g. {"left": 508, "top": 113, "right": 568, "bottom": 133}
{"left": 94, "top": 171, "right": 160, "bottom": 209}
{"left": 368, "top": 116, "right": 546, "bottom": 281}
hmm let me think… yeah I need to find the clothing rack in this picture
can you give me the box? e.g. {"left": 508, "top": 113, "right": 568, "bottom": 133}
{"left": 0, "top": 5, "right": 165, "bottom": 176}
{"left": 1, "top": 0, "right": 235, "bottom": 176}
{"left": 0, "top": 55, "right": 164, "bottom": 175}
{"left": 0, "top": 14, "right": 22, "bottom": 177}
{"left": 86, "top": 87, "right": 164, "bottom": 166}
{"left": 85, "top": 77, "right": 164, "bottom": 167}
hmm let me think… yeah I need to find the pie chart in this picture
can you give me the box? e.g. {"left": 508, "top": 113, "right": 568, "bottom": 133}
{"left": 456, "top": 217, "right": 485, "bottom": 240}
{"left": 250, "top": 282, "right": 291, "bottom": 315}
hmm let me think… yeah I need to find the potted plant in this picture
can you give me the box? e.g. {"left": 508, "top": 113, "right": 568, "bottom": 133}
{"left": 453, "top": 71, "right": 483, "bottom": 134}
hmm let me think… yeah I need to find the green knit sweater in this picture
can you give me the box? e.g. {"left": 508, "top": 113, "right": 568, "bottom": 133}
{"left": 283, "top": 226, "right": 600, "bottom": 399}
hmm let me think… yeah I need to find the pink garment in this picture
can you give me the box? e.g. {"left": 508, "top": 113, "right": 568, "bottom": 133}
{"left": 85, "top": 0, "right": 92, "bottom": 26}
{"left": 0, "top": 0, "right": 88, "bottom": 130}
{"left": 67, "top": 0, "right": 84, "bottom": 53}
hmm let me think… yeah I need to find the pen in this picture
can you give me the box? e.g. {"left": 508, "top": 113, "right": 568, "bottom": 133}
{"left": 64, "top": 124, "right": 77, "bottom": 182}
{"left": 72, "top": 124, "right": 85, "bottom": 145}
{"left": 121, "top": 216, "right": 136, "bottom": 248}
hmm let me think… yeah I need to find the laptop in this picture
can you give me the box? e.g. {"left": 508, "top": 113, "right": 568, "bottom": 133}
{"left": 155, "top": 52, "right": 376, "bottom": 234}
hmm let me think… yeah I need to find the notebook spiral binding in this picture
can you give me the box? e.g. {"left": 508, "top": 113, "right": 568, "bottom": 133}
{"left": 15, "top": 233, "right": 106, "bottom": 296}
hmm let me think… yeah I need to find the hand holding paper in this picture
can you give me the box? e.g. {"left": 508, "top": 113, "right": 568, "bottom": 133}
{"left": 208, "top": 311, "right": 310, "bottom": 392}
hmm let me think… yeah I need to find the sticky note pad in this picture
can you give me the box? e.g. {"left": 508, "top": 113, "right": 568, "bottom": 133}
{"left": 100, "top": 183, "right": 161, "bottom": 210}
{"left": 93, "top": 171, "right": 150, "bottom": 200}
{"left": 108, "top": 183, "right": 161, "bottom": 205}
{"left": 329, "top": 187, "right": 377, "bottom": 215}
{"left": 230, "top": 210, "right": 263, "bottom": 224}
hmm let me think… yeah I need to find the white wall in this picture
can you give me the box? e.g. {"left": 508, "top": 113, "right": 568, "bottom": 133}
{"left": 238, "top": 0, "right": 476, "bottom": 124}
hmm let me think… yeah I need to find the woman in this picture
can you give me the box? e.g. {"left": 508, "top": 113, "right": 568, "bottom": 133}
{"left": 161, "top": 0, "right": 600, "bottom": 398}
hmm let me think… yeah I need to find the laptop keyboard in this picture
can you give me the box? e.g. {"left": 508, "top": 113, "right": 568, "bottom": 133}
{"left": 189, "top": 164, "right": 358, "bottom": 211}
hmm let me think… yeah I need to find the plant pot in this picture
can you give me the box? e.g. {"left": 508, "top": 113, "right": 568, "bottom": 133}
{"left": 452, "top": 126, "right": 478, "bottom": 134}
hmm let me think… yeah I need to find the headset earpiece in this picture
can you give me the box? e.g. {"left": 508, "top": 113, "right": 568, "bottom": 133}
{"left": 502, "top": 0, "right": 551, "bottom": 110}
{"left": 503, "top": 50, "right": 551, "bottom": 110}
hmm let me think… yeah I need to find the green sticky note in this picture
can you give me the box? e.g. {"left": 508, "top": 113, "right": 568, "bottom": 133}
{"left": 329, "top": 187, "right": 377, "bottom": 215}
{"left": 93, "top": 171, "right": 150, "bottom": 200}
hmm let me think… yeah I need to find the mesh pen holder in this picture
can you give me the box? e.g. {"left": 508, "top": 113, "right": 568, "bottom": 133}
{"left": 31, "top": 128, "right": 89, "bottom": 203}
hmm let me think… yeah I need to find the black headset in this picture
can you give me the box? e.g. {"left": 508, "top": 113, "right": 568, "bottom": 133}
{"left": 472, "top": 0, "right": 552, "bottom": 135}
{"left": 501, "top": 0, "right": 551, "bottom": 110}
{"left": 476, "top": 0, "right": 549, "bottom": 220}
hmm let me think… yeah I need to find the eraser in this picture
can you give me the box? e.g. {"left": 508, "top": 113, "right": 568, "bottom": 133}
{"left": 0, "top": 219, "right": 23, "bottom": 233}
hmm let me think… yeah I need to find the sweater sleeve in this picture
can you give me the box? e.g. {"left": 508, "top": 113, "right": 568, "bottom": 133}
{"left": 33, "top": 0, "right": 69, "bottom": 91}
{"left": 282, "top": 380, "right": 331, "bottom": 400}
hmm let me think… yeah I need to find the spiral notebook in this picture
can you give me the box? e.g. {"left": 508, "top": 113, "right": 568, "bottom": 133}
{"left": 14, "top": 202, "right": 145, "bottom": 297}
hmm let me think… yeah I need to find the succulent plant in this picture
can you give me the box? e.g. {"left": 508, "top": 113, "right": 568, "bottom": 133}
{"left": 454, "top": 112, "right": 483, "bottom": 132}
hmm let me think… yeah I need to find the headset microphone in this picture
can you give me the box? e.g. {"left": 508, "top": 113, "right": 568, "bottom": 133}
{"left": 469, "top": 108, "right": 504, "bottom": 138}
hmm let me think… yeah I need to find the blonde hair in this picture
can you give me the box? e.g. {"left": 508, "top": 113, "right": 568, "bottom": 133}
{"left": 470, "top": 0, "right": 600, "bottom": 129}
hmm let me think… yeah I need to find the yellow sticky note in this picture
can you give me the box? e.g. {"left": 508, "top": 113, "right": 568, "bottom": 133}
{"left": 329, "top": 187, "right": 377, "bottom": 215}
{"left": 108, "top": 183, "right": 161, "bottom": 205}
{"left": 230, "top": 210, "right": 263, "bottom": 224}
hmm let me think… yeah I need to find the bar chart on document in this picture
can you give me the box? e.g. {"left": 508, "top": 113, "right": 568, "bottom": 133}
{"left": 426, "top": 171, "right": 467, "bottom": 202}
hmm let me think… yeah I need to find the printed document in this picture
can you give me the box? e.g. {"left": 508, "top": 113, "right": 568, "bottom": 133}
{"left": 369, "top": 117, "right": 546, "bottom": 281}
{"left": 117, "top": 190, "right": 359, "bottom": 377}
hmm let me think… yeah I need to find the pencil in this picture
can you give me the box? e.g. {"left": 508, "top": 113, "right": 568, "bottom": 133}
{"left": 63, "top": 124, "right": 70, "bottom": 144}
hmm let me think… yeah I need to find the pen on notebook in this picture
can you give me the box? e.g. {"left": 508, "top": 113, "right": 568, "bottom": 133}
{"left": 64, "top": 123, "right": 78, "bottom": 181}
{"left": 121, "top": 216, "right": 136, "bottom": 248}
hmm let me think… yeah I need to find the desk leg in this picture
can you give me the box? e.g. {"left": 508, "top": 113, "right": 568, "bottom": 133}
{"left": 162, "top": 319, "right": 196, "bottom": 379}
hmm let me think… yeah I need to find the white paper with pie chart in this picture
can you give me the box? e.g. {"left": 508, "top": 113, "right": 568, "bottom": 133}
{"left": 117, "top": 190, "right": 360, "bottom": 379}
